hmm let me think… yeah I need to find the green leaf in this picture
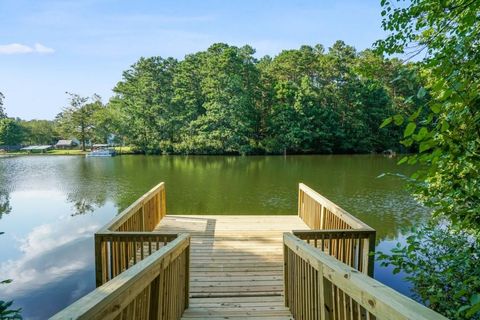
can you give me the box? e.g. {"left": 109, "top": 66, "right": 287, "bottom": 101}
{"left": 441, "top": 120, "right": 449, "bottom": 132}
{"left": 458, "top": 305, "right": 470, "bottom": 314}
{"left": 393, "top": 114, "right": 404, "bottom": 126}
{"left": 397, "top": 156, "right": 408, "bottom": 165}
{"left": 401, "top": 138, "right": 413, "bottom": 147}
{"left": 380, "top": 117, "right": 393, "bottom": 128}
{"left": 404, "top": 122, "right": 416, "bottom": 138}
{"left": 415, "top": 127, "right": 428, "bottom": 141}
{"left": 470, "top": 293, "right": 480, "bottom": 305}
{"left": 466, "top": 302, "right": 480, "bottom": 317}
{"left": 409, "top": 107, "right": 422, "bottom": 121}
{"left": 419, "top": 141, "right": 433, "bottom": 153}
{"left": 417, "top": 87, "right": 427, "bottom": 99}
{"left": 430, "top": 103, "right": 441, "bottom": 114}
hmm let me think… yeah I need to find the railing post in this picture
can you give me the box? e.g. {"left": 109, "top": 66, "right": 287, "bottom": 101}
{"left": 318, "top": 263, "right": 326, "bottom": 320}
{"left": 320, "top": 206, "right": 326, "bottom": 230}
{"left": 283, "top": 242, "right": 289, "bottom": 308}
{"left": 185, "top": 237, "right": 190, "bottom": 309}
{"left": 157, "top": 190, "right": 161, "bottom": 224}
{"left": 367, "top": 231, "right": 376, "bottom": 277}
{"left": 161, "top": 186, "right": 167, "bottom": 218}
{"left": 94, "top": 234, "right": 103, "bottom": 287}
{"left": 149, "top": 275, "right": 160, "bottom": 320}
{"left": 298, "top": 184, "right": 302, "bottom": 217}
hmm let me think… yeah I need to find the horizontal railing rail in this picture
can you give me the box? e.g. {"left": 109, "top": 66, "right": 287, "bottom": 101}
{"left": 297, "top": 183, "right": 376, "bottom": 275}
{"left": 51, "top": 233, "right": 190, "bottom": 320}
{"left": 95, "top": 182, "right": 169, "bottom": 286}
{"left": 293, "top": 229, "right": 376, "bottom": 276}
{"left": 100, "top": 182, "right": 167, "bottom": 233}
{"left": 298, "top": 183, "right": 373, "bottom": 231}
{"left": 95, "top": 231, "right": 179, "bottom": 285}
{"left": 283, "top": 233, "right": 447, "bottom": 320}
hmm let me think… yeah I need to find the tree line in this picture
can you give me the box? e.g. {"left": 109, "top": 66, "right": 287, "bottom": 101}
{"left": 1, "top": 41, "right": 424, "bottom": 154}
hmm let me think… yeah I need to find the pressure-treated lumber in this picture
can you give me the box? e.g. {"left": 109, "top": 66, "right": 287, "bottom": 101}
{"left": 155, "top": 215, "right": 305, "bottom": 320}
{"left": 95, "top": 182, "right": 168, "bottom": 286}
{"left": 283, "top": 233, "right": 448, "bottom": 320}
{"left": 51, "top": 182, "right": 447, "bottom": 320}
{"left": 51, "top": 234, "right": 190, "bottom": 320}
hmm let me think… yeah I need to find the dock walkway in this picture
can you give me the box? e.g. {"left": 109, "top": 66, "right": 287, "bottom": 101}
{"left": 51, "top": 182, "right": 447, "bottom": 320}
{"left": 156, "top": 215, "right": 307, "bottom": 319}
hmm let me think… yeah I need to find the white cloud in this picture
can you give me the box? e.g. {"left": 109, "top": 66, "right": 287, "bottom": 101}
{"left": 34, "top": 43, "right": 55, "bottom": 54}
{"left": 0, "top": 43, "right": 33, "bottom": 54}
{"left": 0, "top": 43, "right": 55, "bottom": 55}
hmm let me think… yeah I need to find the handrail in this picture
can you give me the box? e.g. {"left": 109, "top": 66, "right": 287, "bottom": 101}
{"left": 283, "top": 233, "right": 447, "bottom": 320}
{"left": 298, "top": 183, "right": 374, "bottom": 230}
{"left": 99, "top": 182, "right": 166, "bottom": 233}
{"left": 95, "top": 232, "right": 179, "bottom": 285}
{"left": 293, "top": 229, "right": 376, "bottom": 276}
{"left": 297, "top": 184, "right": 376, "bottom": 276}
{"left": 95, "top": 182, "right": 169, "bottom": 286}
{"left": 51, "top": 233, "right": 190, "bottom": 320}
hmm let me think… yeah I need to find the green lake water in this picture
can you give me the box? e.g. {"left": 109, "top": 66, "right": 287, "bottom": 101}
{"left": 0, "top": 155, "right": 429, "bottom": 319}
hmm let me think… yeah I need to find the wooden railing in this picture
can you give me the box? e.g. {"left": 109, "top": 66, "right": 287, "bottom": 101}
{"left": 95, "top": 182, "right": 169, "bottom": 286}
{"left": 283, "top": 233, "right": 447, "bottom": 320}
{"left": 298, "top": 183, "right": 371, "bottom": 230}
{"left": 51, "top": 234, "right": 190, "bottom": 320}
{"left": 293, "top": 229, "right": 375, "bottom": 277}
{"left": 297, "top": 183, "right": 376, "bottom": 276}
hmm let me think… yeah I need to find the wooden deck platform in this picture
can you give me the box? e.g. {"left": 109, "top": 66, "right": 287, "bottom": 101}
{"left": 155, "top": 215, "right": 308, "bottom": 320}
{"left": 52, "top": 183, "right": 446, "bottom": 320}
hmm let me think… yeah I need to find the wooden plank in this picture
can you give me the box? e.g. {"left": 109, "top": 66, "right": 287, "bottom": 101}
{"left": 152, "top": 215, "right": 307, "bottom": 320}
{"left": 298, "top": 183, "right": 374, "bottom": 230}
{"left": 283, "top": 233, "right": 448, "bottom": 320}
{"left": 50, "top": 234, "right": 190, "bottom": 320}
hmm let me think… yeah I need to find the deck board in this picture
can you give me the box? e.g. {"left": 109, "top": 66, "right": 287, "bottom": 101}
{"left": 155, "top": 215, "right": 308, "bottom": 319}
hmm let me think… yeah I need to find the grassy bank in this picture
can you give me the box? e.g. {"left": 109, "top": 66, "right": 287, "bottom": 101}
{"left": 1, "top": 146, "right": 136, "bottom": 156}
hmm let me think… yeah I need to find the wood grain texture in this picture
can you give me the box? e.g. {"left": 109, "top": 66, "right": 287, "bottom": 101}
{"left": 155, "top": 215, "right": 306, "bottom": 320}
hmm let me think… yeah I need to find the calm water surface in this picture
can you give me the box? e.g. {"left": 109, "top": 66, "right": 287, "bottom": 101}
{"left": 0, "top": 155, "right": 428, "bottom": 319}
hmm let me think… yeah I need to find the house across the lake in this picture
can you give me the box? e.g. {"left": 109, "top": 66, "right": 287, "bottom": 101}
{"left": 55, "top": 139, "right": 79, "bottom": 149}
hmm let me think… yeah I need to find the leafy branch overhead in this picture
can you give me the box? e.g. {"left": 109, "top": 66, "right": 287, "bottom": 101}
{"left": 376, "top": 0, "right": 480, "bottom": 318}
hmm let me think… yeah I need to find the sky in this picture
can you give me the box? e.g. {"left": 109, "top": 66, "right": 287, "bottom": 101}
{"left": 0, "top": 0, "right": 387, "bottom": 120}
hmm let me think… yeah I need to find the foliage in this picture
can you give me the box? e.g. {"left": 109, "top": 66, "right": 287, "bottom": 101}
{"left": 377, "top": 222, "right": 480, "bottom": 319}
{"left": 20, "top": 120, "right": 59, "bottom": 145}
{"left": 56, "top": 93, "right": 103, "bottom": 151}
{"left": 111, "top": 57, "right": 178, "bottom": 153}
{"left": 375, "top": 0, "right": 480, "bottom": 317}
{"left": 0, "top": 119, "right": 24, "bottom": 146}
{"left": 0, "top": 300, "right": 22, "bottom": 320}
{"left": 376, "top": 0, "right": 480, "bottom": 233}
{"left": 110, "top": 42, "right": 421, "bottom": 154}
{"left": 0, "top": 92, "right": 6, "bottom": 119}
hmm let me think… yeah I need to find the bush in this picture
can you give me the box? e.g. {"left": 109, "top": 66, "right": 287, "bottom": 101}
{"left": 377, "top": 222, "right": 480, "bottom": 319}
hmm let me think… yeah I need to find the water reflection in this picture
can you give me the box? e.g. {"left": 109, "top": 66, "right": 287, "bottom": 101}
{"left": 0, "top": 155, "right": 429, "bottom": 319}
{"left": 0, "top": 190, "right": 12, "bottom": 219}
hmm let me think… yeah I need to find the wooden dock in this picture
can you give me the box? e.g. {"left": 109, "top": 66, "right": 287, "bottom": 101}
{"left": 51, "top": 182, "right": 447, "bottom": 320}
{"left": 156, "top": 215, "right": 307, "bottom": 319}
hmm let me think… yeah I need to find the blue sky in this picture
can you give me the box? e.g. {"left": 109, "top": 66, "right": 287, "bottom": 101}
{"left": 0, "top": 0, "right": 387, "bottom": 120}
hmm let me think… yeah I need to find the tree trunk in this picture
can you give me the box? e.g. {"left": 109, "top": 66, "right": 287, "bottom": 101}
{"left": 81, "top": 123, "right": 86, "bottom": 151}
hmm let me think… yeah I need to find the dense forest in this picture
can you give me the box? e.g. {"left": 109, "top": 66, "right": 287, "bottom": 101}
{"left": 1, "top": 41, "right": 425, "bottom": 154}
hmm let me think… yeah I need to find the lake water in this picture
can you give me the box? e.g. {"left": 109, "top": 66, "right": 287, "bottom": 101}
{"left": 0, "top": 155, "right": 429, "bottom": 319}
